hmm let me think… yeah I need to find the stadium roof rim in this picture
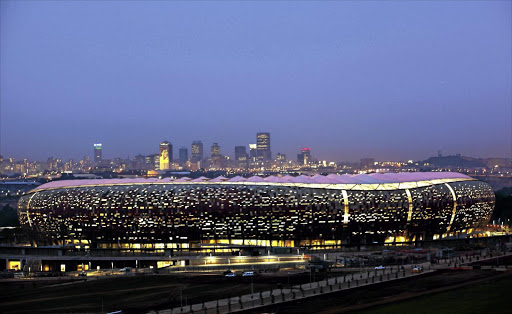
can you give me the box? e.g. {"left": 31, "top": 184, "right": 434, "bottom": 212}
{"left": 30, "top": 172, "right": 476, "bottom": 192}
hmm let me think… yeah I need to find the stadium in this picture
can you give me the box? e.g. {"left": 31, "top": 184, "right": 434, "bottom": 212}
{"left": 18, "top": 172, "right": 495, "bottom": 249}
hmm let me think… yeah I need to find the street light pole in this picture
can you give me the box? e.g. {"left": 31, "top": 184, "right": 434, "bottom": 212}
{"left": 310, "top": 266, "right": 312, "bottom": 287}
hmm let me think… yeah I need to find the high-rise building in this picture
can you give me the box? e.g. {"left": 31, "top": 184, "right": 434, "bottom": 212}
{"left": 179, "top": 147, "right": 188, "bottom": 165}
{"left": 276, "top": 153, "right": 287, "bottom": 162}
{"left": 159, "top": 141, "right": 172, "bottom": 170}
{"left": 134, "top": 154, "right": 146, "bottom": 170}
{"left": 47, "top": 157, "right": 56, "bottom": 170}
{"left": 256, "top": 132, "right": 271, "bottom": 161}
{"left": 145, "top": 154, "right": 159, "bottom": 170}
{"left": 93, "top": 143, "right": 102, "bottom": 163}
{"left": 234, "top": 146, "right": 247, "bottom": 161}
{"left": 297, "top": 148, "right": 311, "bottom": 165}
{"left": 249, "top": 144, "right": 258, "bottom": 161}
{"left": 235, "top": 146, "right": 249, "bottom": 169}
{"left": 191, "top": 141, "right": 203, "bottom": 162}
{"left": 211, "top": 143, "right": 221, "bottom": 157}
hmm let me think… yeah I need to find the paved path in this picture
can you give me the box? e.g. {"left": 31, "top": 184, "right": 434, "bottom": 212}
{"left": 150, "top": 265, "right": 431, "bottom": 314}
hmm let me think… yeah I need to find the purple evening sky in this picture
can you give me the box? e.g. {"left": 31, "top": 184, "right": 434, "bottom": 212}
{"left": 0, "top": 1, "right": 511, "bottom": 162}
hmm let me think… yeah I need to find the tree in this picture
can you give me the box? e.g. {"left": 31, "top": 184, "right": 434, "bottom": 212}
{"left": 491, "top": 188, "right": 512, "bottom": 225}
{"left": 0, "top": 204, "right": 20, "bottom": 227}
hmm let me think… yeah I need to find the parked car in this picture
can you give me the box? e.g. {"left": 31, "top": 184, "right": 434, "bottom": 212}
{"left": 120, "top": 267, "right": 131, "bottom": 272}
{"left": 412, "top": 266, "right": 423, "bottom": 273}
{"left": 225, "top": 273, "right": 236, "bottom": 277}
{"left": 242, "top": 271, "right": 254, "bottom": 277}
{"left": 374, "top": 265, "right": 386, "bottom": 270}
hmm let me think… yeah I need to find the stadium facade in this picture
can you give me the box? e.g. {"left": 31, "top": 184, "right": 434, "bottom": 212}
{"left": 18, "top": 172, "right": 495, "bottom": 249}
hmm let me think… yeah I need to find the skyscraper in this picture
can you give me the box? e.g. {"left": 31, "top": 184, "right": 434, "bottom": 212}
{"left": 256, "top": 132, "right": 271, "bottom": 161}
{"left": 179, "top": 147, "right": 188, "bottom": 165}
{"left": 297, "top": 148, "right": 311, "bottom": 165}
{"left": 235, "top": 145, "right": 249, "bottom": 169}
{"left": 134, "top": 154, "right": 146, "bottom": 170}
{"left": 211, "top": 143, "right": 221, "bottom": 157}
{"left": 93, "top": 143, "right": 102, "bottom": 163}
{"left": 249, "top": 144, "right": 258, "bottom": 161}
{"left": 276, "top": 153, "right": 287, "bottom": 162}
{"left": 159, "top": 141, "right": 172, "bottom": 170}
{"left": 191, "top": 141, "right": 203, "bottom": 163}
{"left": 146, "top": 154, "right": 159, "bottom": 170}
{"left": 234, "top": 146, "right": 247, "bottom": 161}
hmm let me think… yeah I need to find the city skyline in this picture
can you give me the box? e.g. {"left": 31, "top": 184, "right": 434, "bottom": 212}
{"left": 1, "top": 135, "right": 511, "bottom": 164}
{"left": 1, "top": 1, "right": 511, "bottom": 161}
